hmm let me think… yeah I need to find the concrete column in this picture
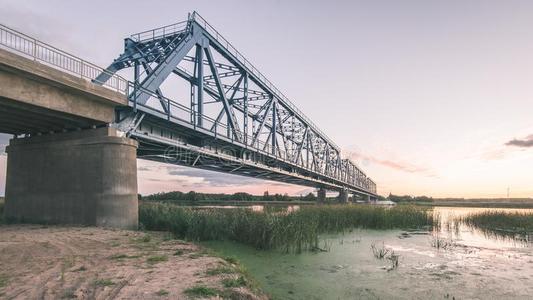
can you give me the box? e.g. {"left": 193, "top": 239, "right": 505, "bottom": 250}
{"left": 4, "top": 127, "right": 138, "bottom": 229}
{"left": 337, "top": 189, "right": 349, "bottom": 203}
{"left": 317, "top": 187, "right": 326, "bottom": 203}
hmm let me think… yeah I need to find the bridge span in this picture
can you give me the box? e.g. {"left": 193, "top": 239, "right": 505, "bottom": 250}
{"left": 0, "top": 12, "right": 377, "bottom": 229}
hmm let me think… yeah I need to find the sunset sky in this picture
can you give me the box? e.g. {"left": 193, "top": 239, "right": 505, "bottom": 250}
{"left": 0, "top": 0, "right": 532, "bottom": 198}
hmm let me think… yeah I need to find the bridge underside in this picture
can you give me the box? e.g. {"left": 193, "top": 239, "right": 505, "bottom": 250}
{"left": 0, "top": 97, "right": 103, "bottom": 134}
{"left": 128, "top": 111, "right": 375, "bottom": 197}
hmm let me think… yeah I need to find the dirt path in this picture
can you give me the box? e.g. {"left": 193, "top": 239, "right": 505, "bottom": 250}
{"left": 0, "top": 225, "right": 265, "bottom": 299}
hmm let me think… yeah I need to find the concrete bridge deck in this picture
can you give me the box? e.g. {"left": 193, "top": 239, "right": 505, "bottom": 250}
{"left": 0, "top": 48, "right": 126, "bottom": 133}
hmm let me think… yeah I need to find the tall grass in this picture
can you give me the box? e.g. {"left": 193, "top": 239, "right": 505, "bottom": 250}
{"left": 461, "top": 210, "right": 533, "bottom": 235}
{"left": 139, "top": 203, "right": 434, "bottom": 253}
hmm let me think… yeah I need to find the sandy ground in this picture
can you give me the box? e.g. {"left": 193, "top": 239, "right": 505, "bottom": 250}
{"left": 0, "top": 225, "right": 265, "bottom": 300}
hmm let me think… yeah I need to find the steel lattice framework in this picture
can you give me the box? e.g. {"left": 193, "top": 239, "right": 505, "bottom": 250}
{"left": 96, "top": 12, "right": 376, "bottom": 197}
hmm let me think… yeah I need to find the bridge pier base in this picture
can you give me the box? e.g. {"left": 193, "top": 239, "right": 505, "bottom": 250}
{"left": 4, "top": 127, "right": 139, "bottom": 229}
{"left": 317, "top": 188, "right": 326, "bottom": 203}
{"left": 337, "top": 189, "right": 349, "bottom": 203}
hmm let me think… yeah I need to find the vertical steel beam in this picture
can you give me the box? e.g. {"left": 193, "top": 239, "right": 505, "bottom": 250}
{"left": 271, "top": 99, "right": 277, "bottom": 155}
{"left": 324, "top": 146, "right": 329, "bottom": 172}
{"left": 133, "top": 61, "right": 139, "bottom": 111}
{"left": 306, "top": 134, "right": 310, "bottom": 169}
{"left": 196, "top": 45, "right": 204, "bottom": 127}
{"left": 308, "top": 133, "right": 318, "bottom": 171}
{"left": 190, "top": 83, "right": 195, "bottom": 124}
{"left": 275, "top": 107, "right": 289, "bottom": 158}
{"left": 243, "top": 72, "right": 248, "bottom": 145}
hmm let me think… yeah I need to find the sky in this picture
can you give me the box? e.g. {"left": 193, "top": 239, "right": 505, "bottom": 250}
{"left": 0, "top": 0, "right": 532, "bottom": 198}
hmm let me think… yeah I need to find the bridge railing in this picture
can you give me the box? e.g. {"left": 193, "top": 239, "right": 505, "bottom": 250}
{"left": 130, "top": 20, "right": 189, "bottom": 43}
{"left": 0, "top": 24, "right": 129, "bottom": 95}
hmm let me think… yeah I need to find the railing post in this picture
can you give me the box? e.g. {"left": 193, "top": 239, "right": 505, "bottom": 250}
{"left": 167, "top": 99, "right": 171, "bottom": 121}
{"left": 32, "top": 38, "right": 37, "bottom": 61}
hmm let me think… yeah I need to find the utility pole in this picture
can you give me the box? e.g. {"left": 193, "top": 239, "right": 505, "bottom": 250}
{"left": 507, "top": 187, "right": 510, "bottom": 200}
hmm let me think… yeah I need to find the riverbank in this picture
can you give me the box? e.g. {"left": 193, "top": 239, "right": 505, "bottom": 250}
{"left": 0, "top": 225, "right": 266, "bottom": 299}
{"left": 413, "top": 199, "right": 533, "bottom": 208}
{"left": 140, "top": 203, "right": 434, "bottom": 253}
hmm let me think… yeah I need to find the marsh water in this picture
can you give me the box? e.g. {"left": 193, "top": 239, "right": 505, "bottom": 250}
{"left": 204, "top": 206, "right": 533, "bottom": 299}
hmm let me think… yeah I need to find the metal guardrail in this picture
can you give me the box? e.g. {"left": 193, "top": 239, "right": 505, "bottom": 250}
{"left": 0, "top": 24, "right": 129, "bottom": 94}
{"left": 130, "top": 20, "right": 189, "bottom": 43}
{"left": 190, "top": 12, "right": 340, "bottom": 151}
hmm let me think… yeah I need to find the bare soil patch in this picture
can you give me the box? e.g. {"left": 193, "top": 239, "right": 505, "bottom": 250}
{"left": 0, "top": 225, "right": 265, "bottom": 299}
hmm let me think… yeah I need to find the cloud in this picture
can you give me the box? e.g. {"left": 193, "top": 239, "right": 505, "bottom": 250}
{"left": 136, "top": 159, "right": 304, "bottom": 196}
{"left": 345, "top": 150, "right": 437, "bottom": 177}
{"left": 137, "top": 162, "right": 292, "bottom": 189}
{"left": 147, "top": 174, "right": 207, "bottom": 186}
{"left": 505, "top": 134, "right": 533, "bottom": 148}
{"left": 480, "top": 148, "right": 506, "bottom": 160}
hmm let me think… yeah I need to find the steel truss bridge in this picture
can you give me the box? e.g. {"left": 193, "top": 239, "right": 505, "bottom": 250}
{"left": 2, "top": 12, "right": 377, "bottom": 198}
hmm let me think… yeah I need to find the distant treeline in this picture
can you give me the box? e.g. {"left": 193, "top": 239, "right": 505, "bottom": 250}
{"left": 142, "top": 191, "right": 317, "bottom": 202}
{"left": 387, "top": 194, "right": 433, "bottom": 203}
{"left": 387, "top": 194, "right": 533, "bottom": 203}
{"left": 141, "top": 191, "right": 533, "bottom": 205}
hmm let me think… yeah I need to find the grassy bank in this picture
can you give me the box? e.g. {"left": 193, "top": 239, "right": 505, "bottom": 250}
{"left": 139, "top": 203, "right": 434, "bottom": 253}
{"left": 415, "top": 201, "right": 533, "bottom": 209}
{"left": 461, "top": 210, "right": 533, "bottom": 235}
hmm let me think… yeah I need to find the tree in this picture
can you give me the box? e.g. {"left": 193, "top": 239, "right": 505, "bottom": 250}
{"left": 303, "top": 192, "right": 316, "bottom": 201}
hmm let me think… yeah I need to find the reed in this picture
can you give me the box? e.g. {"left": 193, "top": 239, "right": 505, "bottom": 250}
{"left": 461, "top": 210, "right": 533, "bottom": 235}
{"left": 139, "top": 203, "right": 434, "bottom": 253}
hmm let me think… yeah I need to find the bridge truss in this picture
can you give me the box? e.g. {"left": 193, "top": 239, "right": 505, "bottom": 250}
{"left": 97, "top": 12, "right": 377, "bottom": 196}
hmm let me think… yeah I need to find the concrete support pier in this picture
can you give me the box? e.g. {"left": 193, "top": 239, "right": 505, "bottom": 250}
{"left": 4, "top": 127, "right": 139, "bottom": 229}
{"left": 317, "top": 187, "right": 326, "bottom": 203}
{"left": 337, "top": 189, "right": 349, "bottom": 203}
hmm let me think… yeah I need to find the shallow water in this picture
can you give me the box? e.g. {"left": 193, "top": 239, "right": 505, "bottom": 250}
{"left": 204, "top": 206, "right": 533, "bottom": 299}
